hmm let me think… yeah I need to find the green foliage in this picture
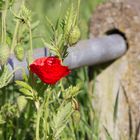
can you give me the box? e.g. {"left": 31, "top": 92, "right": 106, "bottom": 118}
{"left": 15, "top": 80, "right": 35, "bottom": 99}
{"left": 64, "top": 5, "right": 76, "bottom": 36}
{"left": 16, "top": 95, "right": 28, "bottom": 112}
{"left": 113, "top": 88, "right": 120, "bottom": 124}
{"left": 0, "top": 102, "right": 19, "bottom": 120}
{"left": 0, "top": 65, "right": 13, "bottom": 88}
{"left": 68, "top": 26, "right": 81, "bottom": 45}
{"left": 14, "top": 44, "right": 25, "bottom": 61}
{"left": 11, "top": 4, "right": 32, "bottom": 24}
{"left": 0, "top": 0, "right": 14, "bottom": 10}
{"left": 43, "top": 1, "right": 81, "bottom": 59}
{"left": 63, "top": 84, "right": 81, "bottom": 99}
{"left": 0, "top": 45, "right": 10, "bottom": 65}
{"left": 0, "top": 0, "right": 111, "bottom": 140}
{"left": 53, "top": 102, "right": 73, "bottom": 139}
{"left": 0, "top": 114, "right": 5, "bottom": 124}
{"left": 0, "top": 0, "right": 5, "bottom": 10}
{"left": 20, "top": 5, "right": 32, "bottom": 23}
{"left": 63, "top": 3, "right": 80, "bottom": 41}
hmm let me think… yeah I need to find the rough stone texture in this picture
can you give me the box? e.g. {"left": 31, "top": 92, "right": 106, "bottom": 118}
{"left": 90, "top": 0, "right": 140, "bottom": 139}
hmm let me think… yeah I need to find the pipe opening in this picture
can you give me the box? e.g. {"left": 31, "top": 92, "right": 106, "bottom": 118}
{"left": 105, "top": 28, "right": 129, "bottom": 49}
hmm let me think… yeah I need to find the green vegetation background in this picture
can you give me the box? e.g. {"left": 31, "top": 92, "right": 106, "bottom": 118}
{"left": 26, "top": 0, "right": 105, "bottom": 48}
{"left": 0, "top": 0, "right": 107, "bottom": 140}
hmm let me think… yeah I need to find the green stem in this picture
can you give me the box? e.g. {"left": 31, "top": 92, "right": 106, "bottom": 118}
{"left": 34, "top": 100, "right": 40, "bottom": 111}
{"left": 70, "top": 118, "right": 77, "bottom": 139}
{"left": 44, "top": 92, "right": 51, "bottom": 138}
{"left": 77, "top": 0, "right": 80, "bottom": 24}
{"left": 11, "top": 21, "right": 20, "bottom": 53}
{"left": 1, "top": 12, "right": 4, "bottom": 44}
{"left": 3, "top": 0, "right": 8, "bottom": 45}
{"left": 10, "top": 0, "right": 25, "bottom": 53}
{"left": 1, "top": 0, "right": 8, "bottom": 45}
{"left": 28, "top": 22, "right": 33, "bottom": 54}
{"left": 36, "top": 102, "right": 42, "bottom": 140}
{"left": 36, "top": 92, "right": 51, "bottom": 140}
{"left": 26, "top": 22, "right": 33, "bottom": 64}
{"left": 60, "top": 79, "right": 64, "bottom": 92}
{"left": 20, "top": 103, "right": 32, "bottom": 140}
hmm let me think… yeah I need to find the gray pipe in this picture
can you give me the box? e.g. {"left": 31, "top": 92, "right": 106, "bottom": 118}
{"left": 64, "top": 34, "right": 127, "bottom": 69}
{"left": 7, "top": 34, "right": 126, "bottom": 80}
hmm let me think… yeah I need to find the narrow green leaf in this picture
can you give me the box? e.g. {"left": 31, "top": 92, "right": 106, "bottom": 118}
{"left": 104, "top": 126, "right": 113, "bottom": 140}
{"left": 25, "top": 96, "right": 34, "bottom": 100}
{"left": 113, "top": 88, "right": 120, "bottom": 123}
{"left": 31, "top": 20, "right": 40, "bottom": 30}
{"left": 19, "top": 88, "right": 33, "bottom": 96}
{"left": 42, "top": 39, "right": 58, "bottom": 53}
{"left": 15, "top": 80, "right": 32, "bottom": 91}
{"left": 45, "top": 16, "right": 55, "bottom": 31}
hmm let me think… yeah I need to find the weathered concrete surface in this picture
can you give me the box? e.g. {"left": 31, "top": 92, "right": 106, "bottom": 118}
{"left": 90, "top": 0, "right": 140, "bottom": 139}
{"left": 93, "top": 57, "right": 130, "bottom": 140}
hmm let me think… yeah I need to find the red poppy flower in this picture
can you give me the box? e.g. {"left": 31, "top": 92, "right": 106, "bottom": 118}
{"left": 29, "top": 56, "right": 70, "bottom": 84}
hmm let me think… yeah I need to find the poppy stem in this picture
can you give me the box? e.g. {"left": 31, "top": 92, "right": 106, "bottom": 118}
{"left": 60, "top": 79, "right": 64, "bottom": 92}
{"left": 36, "top": 101, "right": 42, "bottom": 140}
{"left": 28, "top": 22, "right": 33, "bottom": 56}
{"left": 35, "top": 100, "right": 40, "bottom": 111}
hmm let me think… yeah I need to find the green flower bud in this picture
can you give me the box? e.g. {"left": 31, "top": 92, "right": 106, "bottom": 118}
{"left": 0, "top": 45, "right": 10, "bottom": 65}
{"left": 14, "top": 45, "right": 24, "bottom": 61}
{"left": 72, "top": 110, "right": 81, "bottom": 123}
{"left": 68, "top": 26, "right": 81, "bottom": 45}
{"left": 17, "top": 96, "right": 27, "bottom": 113}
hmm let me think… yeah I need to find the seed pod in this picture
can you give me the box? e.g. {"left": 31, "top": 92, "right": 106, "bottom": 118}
{"left": 14, "top": 44, "right": 24, "bottom": 61}
{"left": 0, "top": 45, "right": 10, "bottom": 65}
{"left": 72, "top": 110, "right": 81, "bottom": 123}
{"left": 17, "top": 96, "right": 27, "bottom": 113}
{"left": 68, "top": 26, "right": 81, "bottom": 45}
